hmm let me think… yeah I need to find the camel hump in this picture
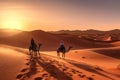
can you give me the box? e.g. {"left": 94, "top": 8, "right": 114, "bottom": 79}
{"left": 38, "top": 43, "right": 42, "bottom": 46}
{"left": 69, "top": 46, "right": 72, "bottom": 48}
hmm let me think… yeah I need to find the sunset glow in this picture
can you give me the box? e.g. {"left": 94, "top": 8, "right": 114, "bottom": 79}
{"left": 0, "top": 1, "right": 120, "bottom": 80}
{"left": 0, "top": 0, "right": 120, "bottom": 31}
{"left": 2, "top": 17, "right": 24, "bottom": 30}
{"left": 1, "top": 8, "right": 25, "bottom": 30}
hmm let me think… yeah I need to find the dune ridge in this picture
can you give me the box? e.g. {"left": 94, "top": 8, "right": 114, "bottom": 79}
{"left": 0, "top": 29, "right": 120, "bottom": 51}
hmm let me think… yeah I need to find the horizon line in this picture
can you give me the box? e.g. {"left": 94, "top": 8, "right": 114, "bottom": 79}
{"left": 0, "top": 28, "right": 120, "bottom": 32}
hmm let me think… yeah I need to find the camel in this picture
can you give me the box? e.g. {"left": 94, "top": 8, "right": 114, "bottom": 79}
{"left": 29, "top": 43, "right": 42, "bottom": 59}
{"left": 57, "top": 46, "right": 72, "bottom": 58}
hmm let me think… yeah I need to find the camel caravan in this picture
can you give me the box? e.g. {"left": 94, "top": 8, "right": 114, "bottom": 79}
{"left": 29, "top": 38, "right": 72, "bottom": 59}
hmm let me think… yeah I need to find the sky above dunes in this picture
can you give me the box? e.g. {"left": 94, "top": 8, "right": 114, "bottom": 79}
{"left": 0, "top": 0, "right": 120, "bottom": 31}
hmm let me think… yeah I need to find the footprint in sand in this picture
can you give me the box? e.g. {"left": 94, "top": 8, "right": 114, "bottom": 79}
{"left": 78, "top": 74, "right": 86, "bottom": 78}
{"left": 75, "top": 51, "right": 78, "bottom": 53}
{"left": 66, "top": 72, "right": 72, "bottom": 76}
{"left": 34, "top": 77, "right": 43, "bottom": 80}
{"left": 70, "top": 69, "right": 78, "bottom": 74}
{"left": 76, "top": 70, "right": 82, "bottom": 74}
{"left": 62, "top": 68, "right": 67, "bottom": 72}
{"left": 16, "top": 73, "right": 24, "bottom": 79}
{"left": 42, "top": 73, "right": 49, "bottom": 77}
{"left": 57, "top": 63, "right": 62, "bottom": 67}
{"left": 87, "top": 77, "right": 94, "bottom": 80}
{"left": 21, "top": 68, "right": 28, "bottom": 72}
{"left": 82, "top": 56, "right": 86, "bottom": 59}
{"left": 92, "top": 74, "right": 95, "bottom": 76}
{"left": 25, "top": 62, "right": 30, "bottom": 65}
{"left": 26, "top": 58, "right": 30, "bottom": 61}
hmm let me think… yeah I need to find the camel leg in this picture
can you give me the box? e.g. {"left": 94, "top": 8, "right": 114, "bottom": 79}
{"left": 35, "top": 52, "right": 37, "bottom": 58}
{"left": 30, "top": 52, "right": 33, "bottom": 60}
{"left": 62, "top": 53, "right": 63, "bottom": 58}
{"left": 57, "top": 52, "right": 60, "bottom": 58}
{"left": 64, "top": 53, "right": 65, "bottom": 58}
{"left": 36, "top": 51, "right": 40, "bottom": 58}
{"left": 29, "top": 50, "right": 32, "bottom": 55}
{"left": 29, "top": 52, "right": 31, "bottom": 59}
{"left": 62, "top": 52, "right": 65, "bottom": 59}
{"left": 37, "top": 52, "right": 40, "bottom": 58}
{"left": 38, "top": 52, "right": 40, "bottom": 58}
{"left": 38, "top": 50, "right": 40, "bottom": 57}
{"left": 32, "top": 52, "right": 34, "bottom": 58}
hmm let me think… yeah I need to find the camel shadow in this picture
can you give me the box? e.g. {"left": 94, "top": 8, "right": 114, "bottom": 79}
{"left": 26, "top": 59, "right": 37, "bottom": 77}
{"left": 64, "top": 59, "right": 114, "bottom": 80}
{"left": 16, "top": 58, "right": 37, "bottom": 79}
{"left": 36, "top": 57, "right": 72, "bottom": 80}
{"left": 93, "top": 49, "right": 120, "bottom": 59}
{"left": 101, "top": 70, "right": 120, "bottom": 78}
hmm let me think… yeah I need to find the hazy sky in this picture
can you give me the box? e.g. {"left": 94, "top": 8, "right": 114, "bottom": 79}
{"left": 0, "top": 0, "right": 120, "bottom": 31}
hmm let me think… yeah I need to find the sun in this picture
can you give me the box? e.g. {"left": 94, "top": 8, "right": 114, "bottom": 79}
{"left": 2, "top": 19, "right": 23, "bottom": 30}
{"left": 1, "top": 10, "right": 25, "bottom": 30}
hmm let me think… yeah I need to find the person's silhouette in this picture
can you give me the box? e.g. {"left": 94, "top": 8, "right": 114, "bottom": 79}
{"left": 31, "top": 38, "right": 35, "bottom": 47}
{"left": 30, "top": 38, "right": 38, "bottom": 51}
{"left": 59, "top": 40, "right": 65, "bottom": 50}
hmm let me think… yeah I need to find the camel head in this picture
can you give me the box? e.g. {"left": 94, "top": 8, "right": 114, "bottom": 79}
{"left": 67, "top": 46, "right": 73, "bottom": 52}
{"left": 38, "top": 43, "right": 42, "bottom": 48}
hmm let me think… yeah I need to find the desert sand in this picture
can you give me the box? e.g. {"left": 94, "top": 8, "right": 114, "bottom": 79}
{"left": 0, "top": 29, "right": 120, "bottom": 80}
{"left": 0, "top": 45, "right": 120, "bottom": 80}
{"left": 0, "top": 45, "right": 26, "bottom": 80}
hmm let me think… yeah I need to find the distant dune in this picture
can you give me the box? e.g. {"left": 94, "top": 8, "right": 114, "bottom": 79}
{"left": 0, "top": 29, "right": 120, "bottom": 51}
{"left": 50, "top": 29, "right": 120, "bottom": 41}
{"left": 50, "top": 29, "right": 120, "bottom": 35}
{"left": 0, "top": 29, "right": 22, "bottom": 37}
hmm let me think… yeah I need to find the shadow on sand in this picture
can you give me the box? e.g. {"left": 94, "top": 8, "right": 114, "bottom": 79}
{"left": 26, "top": 58, "right": 37, "bottom": 77}
{"left": 93, "top": 49, "right": 120, "bottom": 59}
{"left": 64, "top": 59, "right": 115, "bottom": 80}
{"left": 40, "top": 54, "right": 116, "bottom": 80}
{"left": 36, "top": 57, "right": 72, "bottom": 80}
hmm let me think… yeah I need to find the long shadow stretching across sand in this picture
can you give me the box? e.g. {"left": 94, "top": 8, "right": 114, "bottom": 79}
{"left": 101, "top": 70, "right": 120, "bottom": 78}
{"left": 26, "top": 59, "right": 37, "bottom": 77}
{"left": 93, "top": 49, "right": 120, "bottom": 59}
{"left": 39, "top": 54, "right": 115, "bottom": 80}
{"left": 36, "top": 57, "right": 72, "bottom": 80}
{"left": 65, "top": 59, "right": 114, "bottom": 80}
{"left": 16, "top": 59, "right": 37, "bottom": 79}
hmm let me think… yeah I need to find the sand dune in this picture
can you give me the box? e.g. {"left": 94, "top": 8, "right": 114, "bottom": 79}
{"left": 14, "top": 46, "right": 120, "bottom": 80}
{"left": 0, "top": 45, "right": 26, "bottom": 80}
{"left": 111, "top": 41, "right": 120, "bottom": 46}
{"left": 0, "top": 44, "right": 120, "bottom": 80}
{"left": 41, "top": 46, "right": 120, "bottom": 68}
{"left": 0, "top": 29, "right": 120, "bottom": 80}
{"left": 0, "top": 29, "right": 117, "bottom": 51}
